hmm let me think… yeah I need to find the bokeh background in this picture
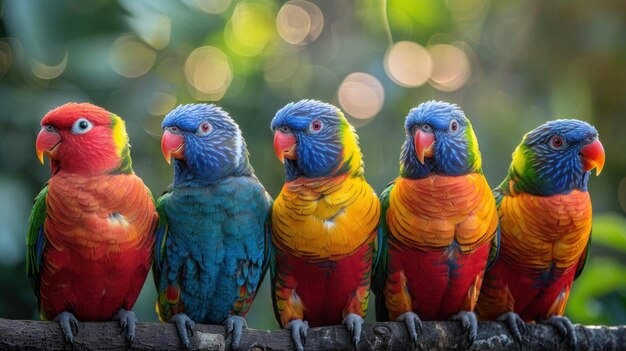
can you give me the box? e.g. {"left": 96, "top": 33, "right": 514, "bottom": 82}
{"left": 1, "top": 0, "right": 625, "bottom": 329}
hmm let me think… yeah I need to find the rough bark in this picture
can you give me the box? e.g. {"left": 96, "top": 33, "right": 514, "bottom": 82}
{"left": 1, "top": 318, "right": 625, "bottom": 351}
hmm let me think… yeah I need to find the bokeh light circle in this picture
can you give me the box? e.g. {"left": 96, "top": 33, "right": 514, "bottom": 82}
{"left": 338, "top": 72, "right": 384, "bottom": 120}
{"left": 184, "top": 46, "right": 232, "bottom": 101}
{"left": 225, "top": 1, "right": 274, "bottom": 57}
{"left": 384, "top": 41, "right": 433, "bottom": 87}
{"left": 109, "top": 34, "right": 156, "bottom": 78}
{"left": 428, "top": 44, "right": 471, "bottom": 92}
{"left": 277, "top": 0, "right": 324, "bottom": 45}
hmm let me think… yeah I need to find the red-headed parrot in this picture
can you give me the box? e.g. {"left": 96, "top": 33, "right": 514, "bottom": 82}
{"left": 29, "top": 102, "right": 157, "bottom": 344}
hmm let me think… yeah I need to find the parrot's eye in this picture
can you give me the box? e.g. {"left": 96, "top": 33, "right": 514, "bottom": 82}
{"left": 310, "top": 119, "right": 323, "bottom": 133}
{"left": 197, "top": 122, "right": 212, "bottom": 136}
{"left": 449, "top": 119, "right": 459, "bottom": 132}
{"left": 420, "top": 124, "right": 432, "bottom": 133}
{"left": 44, "top": 125, "right": 56, "bottom": 132}
{"left": 71, "top": 118, "right": 93, "bottom": 134}
{"left": 549, "top": 135, "right": 567, "bottom": 149}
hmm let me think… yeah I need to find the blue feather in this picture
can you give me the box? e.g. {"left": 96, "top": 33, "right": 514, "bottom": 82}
{"left": 270, "top": 100, "right": 346, "bottom": 180}
{"left": 400, "top": 100, "right": 481, "bottom": 178}
{"left": 155, "top": 104, "right": 272, "bottom": 323}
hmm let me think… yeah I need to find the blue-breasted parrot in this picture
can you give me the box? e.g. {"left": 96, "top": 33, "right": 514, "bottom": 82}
{"left": 153, "top": 103, "right": 272, "bottom": 350}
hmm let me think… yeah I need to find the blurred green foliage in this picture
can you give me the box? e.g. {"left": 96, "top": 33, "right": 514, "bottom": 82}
{"left": 0, "top": 0, "right": 624, "bottom": 328}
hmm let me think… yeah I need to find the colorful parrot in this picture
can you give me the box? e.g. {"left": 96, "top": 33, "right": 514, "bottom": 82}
{"left": 28, "top": 102, "right": 157, "bottom": 344}
{"left": 154, "top": 104, "right": 272, "bottom": 350}
{"left": 270, "top": 100, "right": 380, "bottom": 351}
{"left": 373, "top": 101, "right": 499, "bottom": 346}
{"left": 475, "top": 119, "right": 605, "bottom": 348}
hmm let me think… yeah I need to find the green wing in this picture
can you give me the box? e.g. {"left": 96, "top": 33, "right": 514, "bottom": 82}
{"left": 372, "top": 181, "right": 394, "bottom": 321}
{"left": 485, "top": 186, "right": 506, "bottom": 271}
{"left": 26, "top": 184, "right": 49, "bottom": 301}
{"left": 152, "top": 187, "right": 171, "bottom": 289}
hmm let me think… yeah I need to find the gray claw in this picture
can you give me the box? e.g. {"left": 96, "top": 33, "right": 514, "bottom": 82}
{"left": 397, "top": 311, "right": 422, "bottom": 347}
{"left": 169, "top": 313, "right": 195, "bottom": 350}
{"left": 544, "top": 315, "right": 577, "bottom": 350}
{"left": 450, "top": 310, "right": 478, "bottom": 346}
{"left": 343, "top": 313, "right": 364, "bottom": 347}
{"left": 113, "top": 309, "right": 138, "bottom": 345}
{"left": 54, "top": 311, "right": 79, "bottom": 344}
{"left": 224, "top": 315, "right": 248, "bottom": 350}
{"left": 497, "top": 312, "right": 526, "bottom": 345}
{"left": 286, "top": 319, "right": 309, "bottom": 351}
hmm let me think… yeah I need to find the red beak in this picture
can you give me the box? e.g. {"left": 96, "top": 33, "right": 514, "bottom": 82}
{"left": 414, "top": 129, "right": 435, "bottom": 164}
{"left": 580, "top": 139, "right": 605, "bottom": 175}
{"left": 36, "top": 128, "right": 62, "bottom": 164}
{"left": 273, "top": 130, "right": 297, "bottom": 163}
{"left": 161, "top": 130, "right": 185, "bottom": 164}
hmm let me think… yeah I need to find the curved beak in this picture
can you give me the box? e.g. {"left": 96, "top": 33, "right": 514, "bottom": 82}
{"left": 273, "top": 130, "right": 297, "bottom": 163}
{"left": 414, "top": 129, "right": 435, "bottom": 164}
{"left": 36, "top": 128, "right": 62, "bottom": 164}
{"left": 580, "top": 139, "right": 605, "bottom": 175}
{"left": 161, "top": 130, "right": 185, "bottom": 164}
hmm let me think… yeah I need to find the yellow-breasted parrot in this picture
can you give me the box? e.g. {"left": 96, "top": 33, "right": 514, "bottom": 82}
{"left": 270, "top": 100, "right": 380, "bottom": 351}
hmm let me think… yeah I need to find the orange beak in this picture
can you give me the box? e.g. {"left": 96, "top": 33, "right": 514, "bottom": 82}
{"left": 161, "top": 130, "right": 185, "bottom": 164}
{"left": 580, "top": 139, "right": 605, "bottom": 175}
{"left": 414, "top": 129, "right": 435, "bottom": 164}
{"left": 35, "top": 128, "right": 61, "bottom": 164}
{"left": 273, "top": 130, "right": 297, "bottom": 163}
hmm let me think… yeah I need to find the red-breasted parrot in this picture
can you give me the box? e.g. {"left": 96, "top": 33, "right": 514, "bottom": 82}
{"left": 28, "top": 102, "right": 157, "bottom": 344}
{"left": 373, "top": 101, "right": 499, "bottom": 346}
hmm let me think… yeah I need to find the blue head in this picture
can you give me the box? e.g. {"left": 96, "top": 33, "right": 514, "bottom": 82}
{"left": 504, "top": 119, "right": 605, "bottom": 196}
{"left": 161, "top": 104, "right": 252, "bottom": 186}
{"left": 400, "top": 101, "right": 482, "bottom": 178}
{"left": 270, "top": 99, "right": 363, "bottom": 181}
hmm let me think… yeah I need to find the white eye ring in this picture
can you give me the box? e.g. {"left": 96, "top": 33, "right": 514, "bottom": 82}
{"left": 71, "top": 118, "right": 93, "bottom": 134}
{"left": 197, "top": 121, "right": 212, "bottom": 136}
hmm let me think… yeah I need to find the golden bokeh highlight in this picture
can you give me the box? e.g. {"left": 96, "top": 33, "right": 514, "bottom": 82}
{"left": 384, "top": 41, "right": 432, "bottom": 88}
{"left": 225, "top": 1, "right": 275, "bottom": 57}
{"left": 428, "top": 44, "right": 471, "bottom": 92}
{"left": 109, "top": 34, "right": 156, "bottom": 78}
{"left": 276, "top": 0, "right": 323, "bottom": 45}
{"left": 184, "top": 46, "right": 232, "bottom": 101}
{"left": 194, "top": 0, "right": 232, "bottom": 14}
{"left": 147, "top": 92, "right": 177, "bottom": 116}
{"left": 31, "top": 51, "right": 68, "bottom": 80}
{"left": 337, "top": 72, "right": 384, "bottom": 120}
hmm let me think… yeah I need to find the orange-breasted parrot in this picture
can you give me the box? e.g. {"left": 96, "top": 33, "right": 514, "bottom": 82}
{"left": 373, "top": 101, "right": 499, "bottom": 346}
{"left": 28, "top": 102, "right": 157, "bottom": 344}
{"left": 476, "top": 119, "right": 605, "bottom": 348}
{"left": 270, "top": 100, "right": 380, "bottom": 351}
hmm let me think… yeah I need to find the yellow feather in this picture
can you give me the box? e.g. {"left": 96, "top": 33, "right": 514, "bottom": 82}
{"left": 111, "top": 114, "right": 129, "bottom": 158}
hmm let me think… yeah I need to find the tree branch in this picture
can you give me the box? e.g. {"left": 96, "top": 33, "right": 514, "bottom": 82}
{"left": 1, "top": 318, "right": 625, "bottom": 351}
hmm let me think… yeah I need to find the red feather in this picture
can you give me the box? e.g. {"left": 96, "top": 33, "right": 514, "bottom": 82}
{"left": 38, "top": 173, "right": 156, "bottom": 321}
